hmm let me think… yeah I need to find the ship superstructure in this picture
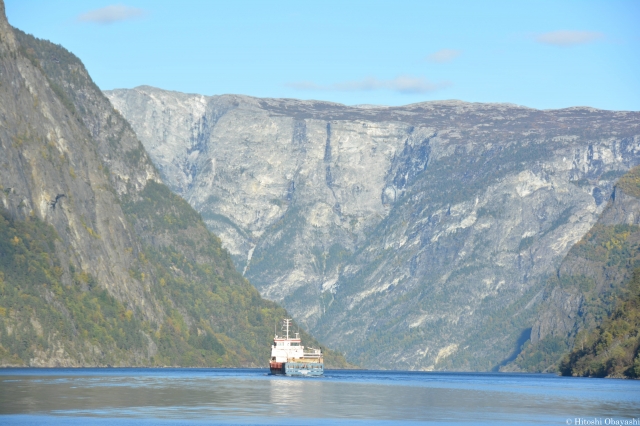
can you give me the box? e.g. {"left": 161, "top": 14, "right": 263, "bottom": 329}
{"left": 269, "top": 319, "right": 323, "bottom": 376}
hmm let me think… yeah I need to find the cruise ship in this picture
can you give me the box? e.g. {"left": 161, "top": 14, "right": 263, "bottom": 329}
{"left": 269, "top": 319, "right": 324, "bottom": 376}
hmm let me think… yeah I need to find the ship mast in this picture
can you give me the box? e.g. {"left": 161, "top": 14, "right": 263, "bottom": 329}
{"left": 282, "top": 318, "right": 291, "bottom": 340}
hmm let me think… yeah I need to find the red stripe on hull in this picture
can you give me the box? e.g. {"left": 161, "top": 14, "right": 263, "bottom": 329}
{"left": 269, "top": 361, "right": 285, "bottom": 375}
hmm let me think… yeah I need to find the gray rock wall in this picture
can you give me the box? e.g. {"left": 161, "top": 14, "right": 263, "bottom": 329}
{"left": 518, "top": 183, "right": 640, "bottom": 372}
{"left": 0, "top": 6, "right": 318, "bottom": 368}
{"left": 0, "top": 23, "right": 163, "bottom": 326}
{"left": 107, "top": 86, "right": 640, "bottom": 369}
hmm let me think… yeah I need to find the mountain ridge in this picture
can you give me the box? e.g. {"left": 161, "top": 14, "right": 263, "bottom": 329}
{"left": 0, "top": 2, "right": 349, "bottom": 368}
{"left": 123, "top": 85, "right": 608, "bottom": 111}
{"left": 107, "top": 84, "right": 640, "bottom": 370}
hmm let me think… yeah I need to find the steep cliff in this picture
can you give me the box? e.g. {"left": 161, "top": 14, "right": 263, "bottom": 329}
{"left": 0, "top": 2, "right": 348, "bottom": 368}
{"left": 108, "top": 84, "right": 640, "bottom": 370}
{"left": 558, "top": 267, "right": 640, "bottom": 379}
{"left": 514, "top": 166, "right": 640, "bottom": 374}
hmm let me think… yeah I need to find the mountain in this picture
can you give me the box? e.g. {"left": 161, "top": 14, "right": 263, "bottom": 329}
{"left": 559, "top": 267, "right": 640, "bottom": 379}
{"left": 0, "top": 1, "right": 348, "bottom": 368}
{"left": 513, "top": 166, "right": 640, "bottom": 376}
{"left": 106, "top": 86, "right": 640, "bottom": 370}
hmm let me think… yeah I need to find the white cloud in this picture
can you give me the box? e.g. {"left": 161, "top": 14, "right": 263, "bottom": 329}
{"left": 77, "top": 4, "right": 147, "bottom": 24}
{"left": 287, "top": 76, "right": 451, "bottom": 94}
{"left": 535, "top": 30, "right": 603, "bottom": 46}
{"left": 427, "top": 49, "right": 461, "bottom": 63}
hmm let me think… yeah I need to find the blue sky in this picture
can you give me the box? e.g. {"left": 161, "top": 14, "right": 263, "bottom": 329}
{"left": 5, "top": 0, "right": 640, "bottom": 110}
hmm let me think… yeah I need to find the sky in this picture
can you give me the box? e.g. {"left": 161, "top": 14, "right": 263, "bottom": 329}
{"left": 5, "top": 0, "right": 640, "bottom": 110}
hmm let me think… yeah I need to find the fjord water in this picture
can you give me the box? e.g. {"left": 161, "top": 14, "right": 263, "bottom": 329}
{"left": 0, "top": 369, "right": 638, "bottom": 425}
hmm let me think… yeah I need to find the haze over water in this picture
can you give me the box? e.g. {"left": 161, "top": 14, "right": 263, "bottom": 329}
{"left": 0, "top": 369, "right": 638, "bottom": 425}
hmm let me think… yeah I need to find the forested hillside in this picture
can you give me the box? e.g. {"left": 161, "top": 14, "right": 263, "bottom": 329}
{"left": 559, "top": 267, "right": 640, "bottom": 378}
{"left": 0, "top": 1, "right": 348, "bottom": 368}
{"left": 513, "top": 166, "right": 640, "bottom": 377}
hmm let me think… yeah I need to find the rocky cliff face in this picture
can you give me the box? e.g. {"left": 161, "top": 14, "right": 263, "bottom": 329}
{"left": 0, "top": 2, "right": 350, "bottom": 368}
{"left": 1, "top": 32, "right": 162, "bottom": 318}
{"left": 513, "top": 167, "right": 640, "bottom": 373}
{"left": 531, "top": 187, "right": 640, "bottom": 344}
{"left": 107, "top": 85, "right": 640, "bottom": 370}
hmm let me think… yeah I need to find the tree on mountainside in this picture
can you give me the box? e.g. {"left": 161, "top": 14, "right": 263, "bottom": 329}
{"left": 559, "top": 268, "right": 640, "bottom": 378}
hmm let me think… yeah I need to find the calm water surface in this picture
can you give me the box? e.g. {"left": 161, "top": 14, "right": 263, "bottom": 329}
{"left": 0, "top": 368, "right": 638, "bottom": 425}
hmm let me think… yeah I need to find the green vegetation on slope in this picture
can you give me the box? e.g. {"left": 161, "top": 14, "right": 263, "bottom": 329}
{"left": 559, "top": 268, "right": 640, "bottom": 378}
{"left": 0, "top": 24, "right": 351, "bottom": 368}
{"left": 513, "top": 165, "right": 640, "bottom": 375}
{"left": 0, "top": 202, "right": 349, "bottom": 367}
{"left": 0, "top": 208, "right": 148, "bottom": 365}
{"left": 121, "top": 181, "right": 350, "bottom": 367}
{"left": 513, "top": 336, "right": 568, "bottom": 373}
{"left": 514, "top": 223, "right": 640, "bottom": 372}
{"left": 616, "top": 166, "right": 640, "bottom": 198}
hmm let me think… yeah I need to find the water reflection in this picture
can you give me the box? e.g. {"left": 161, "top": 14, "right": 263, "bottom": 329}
{"left": 0, "top": 369, "right": 638, "bottom": 425}
{"left": 269, "top": 376, "right": 307, "bottom": 406}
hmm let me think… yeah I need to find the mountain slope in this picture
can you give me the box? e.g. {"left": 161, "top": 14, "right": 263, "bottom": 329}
{"left": 513, "top": 166, "right": 640, "bottom": 375}
{"left": 0, "top": 2, "right": 348, "bottom": 368}
{"left": 558, "top": 267, "right": 640, "bottom": 378}
{"left": 108, "top": 85, "right": 640, "bottom": 370}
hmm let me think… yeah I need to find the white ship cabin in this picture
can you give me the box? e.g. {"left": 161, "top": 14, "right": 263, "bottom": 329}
{"left": 270, "top": 319, "right": 322, "bottom": 363}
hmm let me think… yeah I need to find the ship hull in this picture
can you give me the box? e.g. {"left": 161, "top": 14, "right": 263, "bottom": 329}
{"left": 269, "top": 362, "right": 285, "bottom": 375}
{"left": 269, "top": 361, "right": 323, "bottom": 377}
